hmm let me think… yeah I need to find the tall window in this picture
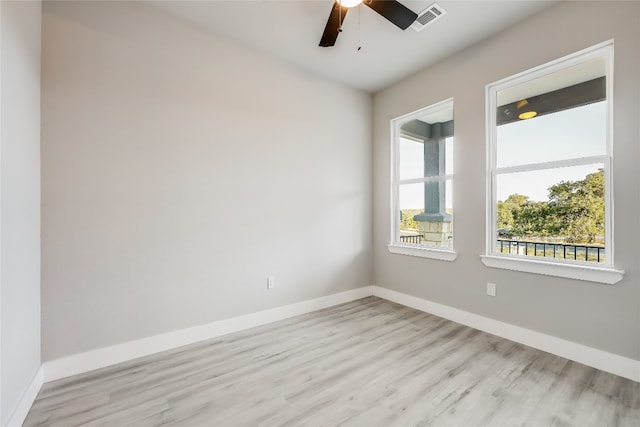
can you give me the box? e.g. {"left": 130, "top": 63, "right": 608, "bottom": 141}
{"left": 389, "top": 99, "right": 455, "bottom": 261}
{"left": 484, "top": 41, "right": 622, "bottom": 284}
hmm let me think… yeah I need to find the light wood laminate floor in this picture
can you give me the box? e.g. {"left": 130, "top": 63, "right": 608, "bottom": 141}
{"left": 25, "top": 297, "right": 640, "bottom": 426}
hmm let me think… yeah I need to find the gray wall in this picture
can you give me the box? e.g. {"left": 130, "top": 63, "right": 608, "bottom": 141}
{"left": 373, "top": 1, "right": 640, "bottom": 359}
{"left": 0, "top": 0, "right": 42, "bottom": 423}
{"left": 41, "top": 1, "right": 372, "bottom": 361}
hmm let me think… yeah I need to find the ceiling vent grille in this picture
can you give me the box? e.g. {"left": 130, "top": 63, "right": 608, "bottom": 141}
{"left": 411, "top": 3, "right": 446, "bottom": 32}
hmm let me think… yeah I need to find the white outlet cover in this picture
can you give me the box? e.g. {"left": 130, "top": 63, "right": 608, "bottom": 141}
{"left": 487, "top": 282, "right": 497, "bottom": 297}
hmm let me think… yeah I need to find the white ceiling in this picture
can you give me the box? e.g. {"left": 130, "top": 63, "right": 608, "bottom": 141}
{"left": 148, "top": 0, "right": 556, "bottom": 93}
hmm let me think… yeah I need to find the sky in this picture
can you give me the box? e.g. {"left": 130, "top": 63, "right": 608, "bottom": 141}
{"left": 495, "top": 101, "right": 606, "bottom": 202}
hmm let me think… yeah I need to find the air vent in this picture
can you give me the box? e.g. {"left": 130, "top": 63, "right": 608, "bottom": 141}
{"left": 411, "top": 3, "right": 446, "bottom": 32}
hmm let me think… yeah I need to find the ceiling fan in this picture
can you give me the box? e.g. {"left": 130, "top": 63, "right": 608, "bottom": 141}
{"left": 319, "top": 0, "right": 418, "bottom": 47}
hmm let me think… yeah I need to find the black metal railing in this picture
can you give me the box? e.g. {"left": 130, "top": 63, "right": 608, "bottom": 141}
{"left": 400, "top": 235, "right": 423, "bottom": 244}
{"left": 497, "top": 239, "right": 605, "bottom": 263}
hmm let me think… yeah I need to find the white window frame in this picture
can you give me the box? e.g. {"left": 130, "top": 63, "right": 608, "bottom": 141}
{"left": 481, "top": 41, "right": 624, "bottom": 284}
{"left": 388, "top": 98, "right": 457, "bottom": 261}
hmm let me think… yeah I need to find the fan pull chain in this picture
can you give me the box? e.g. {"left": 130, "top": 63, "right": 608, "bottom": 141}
{"left": 357, "top": 3, "right": 362, "bottom": 51}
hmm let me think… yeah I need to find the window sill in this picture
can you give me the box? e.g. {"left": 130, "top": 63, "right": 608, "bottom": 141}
{"left": 388, "top": 244, "right": 457, "bottom": 261}
{"left": 480, "top": 254, "right": 624, "bottom": 285}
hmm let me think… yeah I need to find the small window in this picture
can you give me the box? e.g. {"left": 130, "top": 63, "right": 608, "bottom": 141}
{"left": 389, "top": 99, "right": 456, "bottom": 261}
{"left": 483, "top": 41, "right": 623, "bottom": 284}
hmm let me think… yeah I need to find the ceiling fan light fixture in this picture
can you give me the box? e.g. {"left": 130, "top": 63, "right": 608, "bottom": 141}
{"left": 320, "top": 0, "right": 417, "bottom": 47}
{"left": 339, "top": 0, "right": 363, "bottom": 8}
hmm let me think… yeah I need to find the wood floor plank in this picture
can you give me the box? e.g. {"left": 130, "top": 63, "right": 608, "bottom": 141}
{"left": 24, "top": 297, "right": 640, "bottom": 426}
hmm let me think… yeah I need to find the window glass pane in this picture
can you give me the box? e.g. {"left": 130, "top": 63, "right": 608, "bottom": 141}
{"left": 399, "top": 136, "right": 453, "bottom": 180}
{"left": 497, "top": 101, "right": 607, "bottom": 168}
{"left": 399, "top": 180, "right": 453, "bottom": 248}
{"left": 496, "top": 164, "right": 605, "bottom": 261}
{"left": 444, "top": 137, "right": 453, "bottom": 175}
{"left": 399, "top": 182, "right": 424, "bottom": 212}
{"left": 399, "top": 137, "right": 424, "bottom": 180}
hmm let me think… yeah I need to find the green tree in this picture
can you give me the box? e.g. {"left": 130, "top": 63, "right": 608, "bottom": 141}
{"left": 500, "top": 194, "right": 529, "bottom": 234}
{"left": 496, "top": 201, "right": 514, "bottom": 230}
{"left": 497, "top": 170, "right": 604, "bottom": 243}
{"left": 503, "top": 194, "right": 529, "bottom": 214}
{"left": 400, "top": 209, "right": 420, "bottom": 230}
{"left": 512, "top": 201, "right": 552, "bottom": 237}
{"left": 547, "top": 169, "right": 604, "bottom": 242}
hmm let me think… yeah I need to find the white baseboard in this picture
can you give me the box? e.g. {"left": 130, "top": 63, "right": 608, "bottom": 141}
{"left": 5, "top": 366, "right": 43, "bottom": 427}
{"left": 41, "top": 284, "right": 639, "bottom": 385}
{"left": 43, "top": 286, "right": 373, "bottom": 382}
{"left": 372, "top": 286, "right": 640, "bottom": 382}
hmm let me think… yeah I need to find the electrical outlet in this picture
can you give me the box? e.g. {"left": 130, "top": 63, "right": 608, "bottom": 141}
{"left": 267, "top": 276, "right": 275, "bottom": 290}
{"left": 486, "top": 282, "right": 497, "bottom": 297}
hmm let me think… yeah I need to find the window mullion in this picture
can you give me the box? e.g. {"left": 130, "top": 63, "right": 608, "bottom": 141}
{"left": 398, "top": 174, "right": 452, "bottom": 186}
{"left": 495, "top": 155, "right": 607, "bottom": 175}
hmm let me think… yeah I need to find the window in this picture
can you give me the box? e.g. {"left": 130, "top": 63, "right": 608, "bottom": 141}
{"left": 389, "top": 99, "right": 456, "bottom": 261}
{"left": 483, "top": 41, "right": 623, "bottom": 284}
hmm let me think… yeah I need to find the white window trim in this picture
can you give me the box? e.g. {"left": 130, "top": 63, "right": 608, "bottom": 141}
{"left": 389, "top": 98, "right": 457, "bottom": 261}
{"left": 484, "top": 40, "right": 624, "bottom": 284}
{"left": 389, "top": 244, "right": 458, "bottom": 261}
{"left": 481, "top": 255, "right": 623, "bottom": 285}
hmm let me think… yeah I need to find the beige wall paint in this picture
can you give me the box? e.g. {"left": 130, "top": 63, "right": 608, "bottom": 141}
{"left": 0, "top": 0, "right": 42, "bottom": 423}
{"left": 373, "top": 1, "right": 640, "bottom": 359}
{"left": 41, "top": 1, "right": 372, "bottom": 361}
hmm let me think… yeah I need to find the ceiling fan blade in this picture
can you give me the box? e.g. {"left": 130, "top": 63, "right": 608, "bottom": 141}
{"left": 365, "top": 0, "right": 417, "bottom": 30}
{"left": 319, "top": 1, "right": 349, "bottom": 47}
